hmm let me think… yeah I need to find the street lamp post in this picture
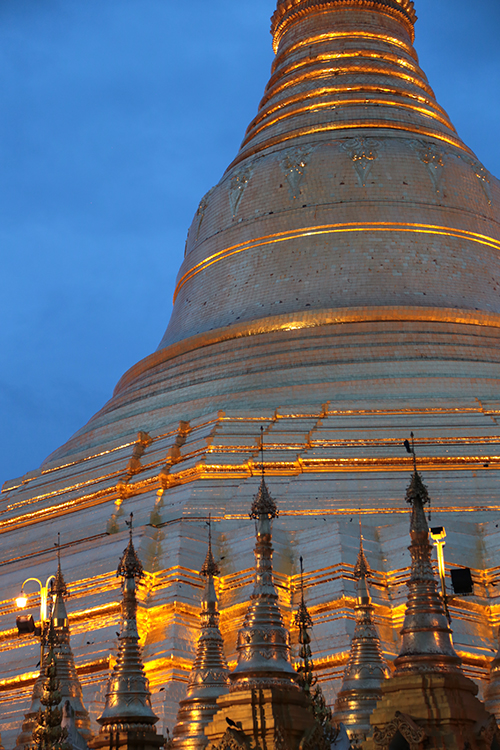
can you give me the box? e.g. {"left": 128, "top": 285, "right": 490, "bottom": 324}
{"left": 430, "top": 526, "right": 451, "bottom": 624}
{"left": 16, "top": 575, "right": 56, "bottom": 665}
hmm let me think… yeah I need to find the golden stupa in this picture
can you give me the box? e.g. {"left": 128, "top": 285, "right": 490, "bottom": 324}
{"left": 2, "top": 0, "right": 500, "bottom": 746}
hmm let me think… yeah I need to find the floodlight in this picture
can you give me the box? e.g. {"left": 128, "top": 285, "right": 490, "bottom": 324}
{"left": 16, "top": 615, "right": 36, "bottom": 635}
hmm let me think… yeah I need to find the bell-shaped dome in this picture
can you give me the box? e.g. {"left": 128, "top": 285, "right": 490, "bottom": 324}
{"left": 158, "top": 0, "right": 499, "bottom": 350}
{"left": 43, "top": 0, "right": 500, "bottom": 463}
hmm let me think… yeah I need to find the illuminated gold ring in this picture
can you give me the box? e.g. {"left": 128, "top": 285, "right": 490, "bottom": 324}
{"left": 243, "top": 97, "right": 452, "bottom": 144}
{"left": 262, "top": 63, "right": 434, "bottom": 104}
{"left": 116, "top": 305, "right": 500, "bottom": 396}
{"left": 269, "top": 49, "right": 425, "bottom": 86}
{"left": 271, "top": 31, "right": 417, "bottom": 66}
{"left": 175, "top": 222, "right": 500, "bottom": 301}
{"left": 228, "top": 120, "right": 468, "bottom": 170}
{"left": 247, "top": 84, "right": 450, "bottom": 134}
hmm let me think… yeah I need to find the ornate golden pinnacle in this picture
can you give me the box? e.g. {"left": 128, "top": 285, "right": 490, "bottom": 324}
{"left": 97, "top": 520, "right": 158, "bottom": 731}
{"left": 393, "top": 470, "right": 461, "bottom": 675}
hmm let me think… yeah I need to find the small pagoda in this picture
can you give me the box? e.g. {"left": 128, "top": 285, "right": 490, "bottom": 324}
{"left": 333, "top": 531, "right": 388, "bottom": 745}
{"left": 204, "top": 477, "right": 319, "bottom": 750}
{"left": 89, "top": 515, "right": 163, "bottom": 750}
{"left": 365, "top": 470, "right": 500, "bottom": 749}
{"left": 15, "top": 549, "right": 91, "bottom": 750}
{"left": 171, "top": 520, "right": 229, "bottom": 750}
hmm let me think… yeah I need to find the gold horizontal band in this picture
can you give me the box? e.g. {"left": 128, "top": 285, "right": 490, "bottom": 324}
{"left": 229, "top": 119, "right": 467, "bottom": 170}
{"left": 271, "top": 30, "right": 417, "bottom": 67}
{"left": 247, "top": 83, "right": 450, "bottom": 135}
{"left": 244, "top": 97, "right": 452, "bottom": 144}
{"left": 270, "top": 48, "right": 424, "bottom": 85}
{"left": 272, "top": 4, "right": 415, "bottom": 52}
{"left": 116, "top": 305, "right": 500, "bottom": 396}
{"left": 262, "top": 62, "right": 434, "bottom": 105}
{"left": 175, "top": 222, "right": 500, "bottom": 300}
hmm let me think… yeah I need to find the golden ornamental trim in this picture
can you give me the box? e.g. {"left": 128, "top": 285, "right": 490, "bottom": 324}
{"left": 271, "top": 0, "right": 416, "bottom": 53}
{"left": 116, "top": 305, "right": 500, "bottom": 397}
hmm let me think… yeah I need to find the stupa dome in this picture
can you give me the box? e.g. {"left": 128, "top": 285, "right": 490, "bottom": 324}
{"left": 161, "top": 0, "right": 499, "bottom": 348}
{"left": 4, "top": 3, "right": 500, "bottom": 745}
{"left": 45, "top": 0, "right": 500, "bottom": 464}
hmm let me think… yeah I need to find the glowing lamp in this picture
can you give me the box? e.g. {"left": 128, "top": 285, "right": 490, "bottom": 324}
{"left": 16, "top": 595, "right": 27, "bottom": 609}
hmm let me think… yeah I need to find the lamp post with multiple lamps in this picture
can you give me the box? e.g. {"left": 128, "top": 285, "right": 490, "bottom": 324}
{"left": 15, "top": 534, "right": 65, "bottom": 669}
{"left": 16, "top": 574, "right": 56, "bottom": 665}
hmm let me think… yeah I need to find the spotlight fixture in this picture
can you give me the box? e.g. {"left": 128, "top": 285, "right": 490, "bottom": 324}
{"left": 16, "top": 615, "right": 36, "bottom": 635}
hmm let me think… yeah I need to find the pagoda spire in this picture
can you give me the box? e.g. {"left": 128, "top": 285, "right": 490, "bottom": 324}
{"left": 203, "top": 478, "right": 335, "bottom": 750}
{"left": 229, "top": 475, "right": 298, "bottom": 689}
{"left": 294, "top": 556, "right": 315, "bottom": 699}
{"left": 172, "top": 517, "right": 229, "bottom": 750}
{"left": 91, "top": 515, "right": 162, "bottom": 750}
{"left": 333, "top": 526, "right": 389, "bottom": 743}
{"left": 393, "top": 469, "right": 461, "bottom": 674}
{"left": 32, "top": 620, "right": 72, "bottom": 750}
{"left": 294, "top": 558, "right": 343, "bottom": 746}
{"left": 15, "top": 540, "right": 91, "bottom": 750}
{"left": 229, "top": 0, "right": 463, "bottom": 170}
{"left": 365, "top": 463, "right": 497, "bottom": 749}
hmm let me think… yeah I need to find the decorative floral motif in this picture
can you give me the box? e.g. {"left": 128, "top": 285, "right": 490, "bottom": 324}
{"left": 409, "top": 140, "right": 445, "bottom": 194}
{"left": 280, "top": 145, "right": 313, "bottom": 198}
{"left": 462, "top": 155, "right": 492, "bottom": 205}
{"left": 342, "top": 137, "right": 380, "bottom": 186}
{"left": 192, "top": 185, "right": 216, "bottom": 243}
{"left": 229, "top": 165, "right": 254, "bottom": 216}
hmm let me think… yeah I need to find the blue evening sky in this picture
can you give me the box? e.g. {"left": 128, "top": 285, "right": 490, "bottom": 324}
{"left": 1, "top": 0, "right": 499, "bottom": 486}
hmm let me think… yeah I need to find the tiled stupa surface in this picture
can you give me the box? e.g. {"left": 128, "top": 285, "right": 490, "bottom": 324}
{"left": 2, "top": 0, "right": 500, "bottom": 746}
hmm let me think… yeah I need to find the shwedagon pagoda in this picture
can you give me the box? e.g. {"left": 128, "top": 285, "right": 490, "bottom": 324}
{"left": 2, "top": 0, "right": 500, "bottom": 748}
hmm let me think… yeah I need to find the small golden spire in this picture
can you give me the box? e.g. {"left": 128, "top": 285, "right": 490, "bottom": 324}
{"left": 97, "top": 514, "right": 159, "bottom": 730}
{"left": 200, "top": 514, "right": 219, "bottom": 577}
{"left": 53, "top": 533, "right": 68, "bottom": 599}
{"left": 334, "top": 525, "right": 389, "bottom": 742}
{"left": 293, "top": 557, "right": 342, "bottom": 744}
{"left": 172, "top": 518, "right": 229, "bottom": 750}
{"left": 230, "top": 450, "right": 296, "bottom": 689}
{"left": 294, "top": 556, "right": 315, "bottom": 697}
{"left": 32, "top": 620, "right": 72, "bottom": 750}
{"left": 15, "top": 543, "right": 91, "bottom": 750}
{"left": 394, "top": 443, "right": 461, "bottom": 675}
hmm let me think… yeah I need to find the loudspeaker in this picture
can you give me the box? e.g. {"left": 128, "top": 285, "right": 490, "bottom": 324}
{"left": 450, "top": 568, "right": 473, "bottom": 595}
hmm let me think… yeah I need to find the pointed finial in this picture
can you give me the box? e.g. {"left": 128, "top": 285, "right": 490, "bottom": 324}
{"left": 295, "top": 556, "right": 314, "bottom": 630}
{"left": 98, "top": 516, "right": 158, "bottom": 731}
{"left": 250, "top": 433, "right": 278, "bottom": 519}
{"left": 260, "top": 425, "right": 265, "bottom": 479}
{"left": 334, "top": 529, "right": 389, "bottom": 737}
{"left": 404, "top": 432, "right": 431, "bottom": 520}
{"left": 250, "top": 476, "right": 278, "bottom": 519}
{"left": 354, "top": 522, "right": 370, "bottom": 580}
{"left": 403, "top": 431, "right": 417, "bottom": 472}
{"left": 405, "top": 470, "right": 431, "bottom": 535}
{"left": 294, "top": 556, "right": 315, "bottom": 696}
{"left": 117, "top": 513, "right": 144, "bottom": 580}
{"left": 125, "top": 512, "right": 133, "bottom": 541}
{"left": 53, "top": 533, "right": 67, "bottom": 597}
{"left": 201, "top": 515, "right": 220, "bottom": 577}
